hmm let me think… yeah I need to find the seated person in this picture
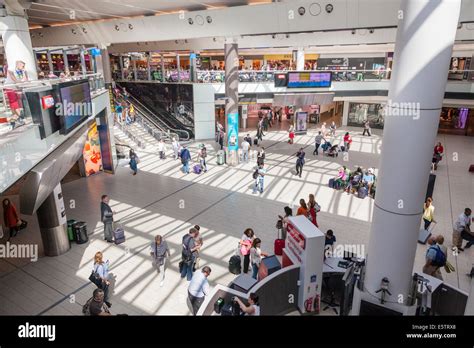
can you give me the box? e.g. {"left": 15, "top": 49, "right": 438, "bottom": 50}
{"left": 324, "top": 229, "right": 337, "bottom": 258}
{"left": 346, "top": 167, "right": 363, "bottom": 193}
{"left": 327, "top": 144, "right": 339, "bottom": 157}
{"left": 362, "top": 168, "right": 375, "bottom": 194}
{"left": 335, "top": 167, "right": 347, "bottom": 188}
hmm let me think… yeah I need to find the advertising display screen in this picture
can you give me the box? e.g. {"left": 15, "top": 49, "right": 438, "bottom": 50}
{"left": 57, "top": 80, "right": 92, "bottom": 134}
{"left": 227, "top": 112, "right": 239, "bottom": 151}
{"left": 287, "top": 72, "right": 332, "bottom": 88}
{"left": 296, "top": 112, "right": 308, "bottom": 132}
{"left": 83, "top": 123, "right": 103, "bottom": 176}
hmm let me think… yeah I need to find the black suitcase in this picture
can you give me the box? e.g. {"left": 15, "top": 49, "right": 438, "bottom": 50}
{"left": 228, "top": 255, "right": 242, "bottom": 275}
{"left": 253, "top": 138, "right": 258, "bottom": 145}
{"left": 73, "top": 222, "right": 88, "bottom": 244}
{"left": 221, "top": 301, "right": 241, "bottom": 316}
{"left": 418, "top": 222, "right": 436, "bottom": 244}
{"left": 425, "top": 174, "right": 436, "bottom": 201}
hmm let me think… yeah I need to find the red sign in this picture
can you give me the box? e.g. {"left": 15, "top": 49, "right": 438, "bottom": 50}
{"left": 41, "top": 95, "right": 55, "bottom": 110}
{"left": 287, "top": 221, "right": 306, "bottom": 250}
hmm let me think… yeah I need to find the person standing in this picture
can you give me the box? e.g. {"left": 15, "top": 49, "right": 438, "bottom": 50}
{"left": 157, "top": 139, "right": 166, "bottom": 160}
{"left": 188, "top": 266, "right": 211, "bottom": 315}
{"left": 129, "top": 149, "right": 138, "bottom": 175}
{"left": 92, "top": 251, "right": 112, "bottom": 307}
{"left": 243, "top": 134, "right": 252, "bottom": 147}
{"left": 452, "top": 208, "right": 471, "bottom": 252}
{"left": 343, "top": 132, "right": 352, "bottom": 152}
{"left": 193, "top": 225, "right": 204, "bottom": 272}
{"left": 198, "top": 144, "right": 208, "bottom": 172}
{"left": 296, "top": 199, "right": 308, "bottom": 217}
{"left": 313, "top": 131, "right": 325, "bottom": 156}
{"left": 288, "top": 125, "right": 295, "bottom": 144}
{"left": 150, "top": 235, "right": 170, "bottom": 287}
{"left": 320, "top": 122, "right": 327, "bottom": 137}
{"left": 256, "top": 121, "right": 264, "bottom": 143}
{"left": 240, "top": 228, "right": 255, "bottom": 274}
{"left": 432, "top": 142, "right": 444, "bottom": 171}
{"left": 257, "top": 147, "right": 265, "bottom": 166}
{"left": 5, "top": 61, "right": 29, "bottom": 129}
{"left": 180, "top": 228, "right": 201, "bottom": 281}
{"left": 329, "top": 121, "right": 337, "bottom": 137}
{"left": 100, "top": 195, "right": 114, "bottom": 243}
{"left": 2, "top": 199, "right": 21, "bottom": 241}
{"left": 422, "top": 235, "right": 447, "bottom": 280}
{"left": 307, "top": 194, "right": 320, "bottom": 228}
{"left": 234, "top": 293, "right": 260, "bottom": 316}
{"left": 171, "top": 137, "right": 181, "bottom": 160}
{"left": 250, "top": 238, "right": 268, "bottom": 279}
{"left": 362, "top": 120, "right": 371, "bottom": 136}
{"left": 253, "top": 163, "right": 266, "bottom": 194}
{"left": 218, "top": 130, "right": 224, "bottom": 150}
{"left": 180, "top": 145, "right": 192, "bottom": 174}
{"left": 422, "top": 198, "right": 436, "bottom": 231}
{"left": 241, "top": 138, "right": 250, "bottom": 163}
{"left": 295, "top": 148, "right": 305, "bottom": 178}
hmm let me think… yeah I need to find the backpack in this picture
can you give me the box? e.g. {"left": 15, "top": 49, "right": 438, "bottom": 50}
{"left": 429, "top": 245, "right": 446, "bottom": 267}
{"left": 182, "top": 235, "right": 194, "bottom": 263}
{"left": 253, "top": 169, "right": 259, "bottom": 180}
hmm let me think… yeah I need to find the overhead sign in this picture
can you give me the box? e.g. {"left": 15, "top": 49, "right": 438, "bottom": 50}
{"left": 287, "top": 72, "right": 332, "bottom": 88}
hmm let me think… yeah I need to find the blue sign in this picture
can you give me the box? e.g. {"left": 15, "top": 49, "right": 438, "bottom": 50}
{"left": 189, "top": 53, "right": 197, "bottom": 59}
{"left": 227, "top": 113, "right": 239, "bottom": 151}
{"left": 90, "top": 48, "right": 101, "bottom": 57}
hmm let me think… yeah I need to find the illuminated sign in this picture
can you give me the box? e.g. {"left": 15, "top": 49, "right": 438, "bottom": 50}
{"left": 287, "top": 71, "right": 332, "bottom": 88}
{"left": 41, "top": 95, "right": 55, "bottom": 110}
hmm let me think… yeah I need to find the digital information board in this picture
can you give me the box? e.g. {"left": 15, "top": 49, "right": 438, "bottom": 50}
{"left": 287, "top": 72, "right": 332, "bottom": 88}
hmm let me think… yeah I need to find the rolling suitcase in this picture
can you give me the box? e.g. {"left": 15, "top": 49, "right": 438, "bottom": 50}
{"left": 113, "top": 222, "right": 126, "bottom": 245}
{"left": 274, "top": 229, "right": 285, "bottom": 256}
{"left": 418, "top": 222, "right": 436, "bottom": 244}
{"left": 228, "top": 255, "right": 242, "bottom": 275}
{"left": 193, "top": 164, "right": 202, "bottom": 174}
{"left": 73, "top": 222, "right": 89, "bottom": 244}
{"left": 358, "top": 186, "right": 368, "bottom": 199}
{"left": 328, "top": 178, "right": 335, "bottom": 189}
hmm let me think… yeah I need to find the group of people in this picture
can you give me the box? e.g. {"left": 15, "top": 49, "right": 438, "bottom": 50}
{"left": 330, "top": 166, "right": 377, "bottom": 198}
{"left": 115, "top": 101, "right": 136, "bottom": 125}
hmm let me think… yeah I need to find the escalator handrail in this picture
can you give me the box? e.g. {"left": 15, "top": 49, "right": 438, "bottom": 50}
{"left": 116, "top": 89, "right": 191, "bottom": 140}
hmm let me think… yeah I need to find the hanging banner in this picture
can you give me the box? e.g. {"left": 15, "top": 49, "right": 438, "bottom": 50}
{"left": 227, "top": 112, "right": 239, "bottom": 151}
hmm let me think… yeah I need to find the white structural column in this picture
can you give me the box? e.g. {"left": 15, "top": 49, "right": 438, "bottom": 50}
{"left": 295, "top": 48, "right": 305, "bottom": 71}
{"left": 98, "top": 47, "right": 112, "bottom": 85}
{"left": 224, "top": 39, "right": 239, "bottom": 165}
{"left": 359, "top": 0, "right": 461, "bottom": 313}
{"left": 0, "top": 15, "right": 37, "bottom": 80}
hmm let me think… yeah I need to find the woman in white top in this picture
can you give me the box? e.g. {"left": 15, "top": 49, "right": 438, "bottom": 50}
{"left": 235, "top": 293, "right": 261, "bottom": 316}
{"left": 250, "top": 238, "right": 268, "bottom": 280}
{"left": 171, "top": 137, "right": 181, "bottom": 160}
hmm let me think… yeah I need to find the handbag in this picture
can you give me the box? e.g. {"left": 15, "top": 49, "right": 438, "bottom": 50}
{"left": 444, "top": 260, "right": 455, "bottom": 273}
{"left": 315, "top": 202, "right": 321, "bottom": 213}
{"left": 240, "top": 240, "right": 251, "bottom": 256}
{"left": 88, "top": 265, "right": 103, "bottom": 288}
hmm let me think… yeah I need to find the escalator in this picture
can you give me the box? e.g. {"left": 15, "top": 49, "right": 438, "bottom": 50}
{"left": 117, "top": 82, "right": 195, "bottom": 139}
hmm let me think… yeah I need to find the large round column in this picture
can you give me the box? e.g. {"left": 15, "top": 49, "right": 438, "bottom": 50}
{"left": 362, "top": 0, "right": 461, "bottom": 310}
{"left": 295, "top": 48, "right": 305, "bottom": 71}
{"left": 0, "top": 15, "right": 37, "bottom": 80}
{"left": 224, "top": 39, "right": 239, "bottom": 165}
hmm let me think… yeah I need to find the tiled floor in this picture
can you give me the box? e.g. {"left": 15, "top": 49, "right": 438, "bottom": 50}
{"left": 0, "top": 122, "right": 473, "bottom": 316}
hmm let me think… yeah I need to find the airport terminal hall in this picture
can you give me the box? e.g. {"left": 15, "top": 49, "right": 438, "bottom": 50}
{"left": 0, "top": 0, "right": 474, "bottom": 344}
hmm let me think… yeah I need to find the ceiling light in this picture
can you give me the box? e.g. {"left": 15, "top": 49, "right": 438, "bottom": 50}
{"left": 82, "top": 27, "right": 87, "bottom": 33}
{"left": 128, "top": 24, "right": 133, "bottom": 30}
{"left": 71, "top": 29, "right": 76, "bottom": 34}
{"left": 175, "top": 40, "right": 179, "bottom": 44}
{"left": 115, "top": 25, "right": 120, "bottom": 31}
{"left": 188, "top": 18, "right": 193, "bottom": 25}
{"left": 206, "top": 16, "right": 212, "bottom": 24}
{"left": 325, "top": 4, "right": 334, "bottom": 13}
{"left": 213, "top": 37, "right": 217, "bottom": 42}
{"left": 298, "top": 7, "right": 305, "bottom": 16}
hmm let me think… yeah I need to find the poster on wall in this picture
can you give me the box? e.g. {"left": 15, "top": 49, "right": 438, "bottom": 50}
{"left": 347, "top": 103, "right": 385, "bottom": 129}
{"left": 227, "top": 112, "right": 239, "bottom": 151}
{"left": 295, "top": 112, "right": 308, "bottom": 133}
{"left": 83, "top": 123, "right": 103, "bottom": 176}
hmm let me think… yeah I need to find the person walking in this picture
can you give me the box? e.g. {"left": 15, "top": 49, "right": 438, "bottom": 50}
{"left": 422, "top": 198, "right": 436, "bottom": 231}
{"left": 240, "top": 228, "right": 255, "bottom": 274}
{"left": 252, "top": 163, "right": 266, "bottom": 194}
{"left": 257, "top": 147, "right": 265, "bottom": 166}
{"left": 234, "top": 293, "right": 260, "bottom": 316}
{"left": 84, "top": 288, "right": 112, "bottom": 316}
{"left": 256, "top": 122, "right": 264, "bottom": 143}
{"left": 193, "top": 225, "right": 204, "bottom": 272}
{"left": 320, "top": 122, "right": 327, "bottom": 137}
{"left": 250, "top": 238, "right": 268, "bottom": 279}
{"left": 157, "top": 139, "right": 166, "bottom": 160}
{"left": 129, "top": 149, "right": 138, "bottom": 175}
{"left": 180, "top": 228, "right": 201, "bottom": 281}
{"left": 243, "top": 134, "right": 252, "bottom": 148}
{"left": 2, "top": 199, "right": 21, "bottom": 241}
{"left": 313, "top": 131, "right": 325, "bottom": 156}
{"left": 343, "top": 132, "right": 352, "bottom": 152}
{"left": 218, "top": 130, "right": 225, "bottom": 150}
{"left": 188, "top": 266, "right": 211, "bottom": 315}
{"left": 288, "top": 125, "right": 295, "bottom": 144}
{"left": 92, "top": 251, "right": 112, "bottom": 307}
{"left": 180, "top": 145, "right": 192, "bottom": 174}
{"left": 422, "top": 235, "right": 447, "bottom": 280}
{"left": 150, "top": 235, "right": 170, "bottom": 287}
{"left": 362, "top": 120, "right": 371, "bottom": 136}
{"left": 295, "top": 148, "right": 305, "bottom": 178}
{"left": 100, "top": 195, "right": 114, "bottom": 243}
{"left": 198, "top": 144, "right": 208, "bottom": 172}
{"left": 171, "top": 137, "right": 181, "bottom": 160}
{"left": 432, "top": 142, "right": 444, "bottom": 171}
{"left": 241, "top": 138, "right": 250, "bottom": 163}
{"left": 452, "top": 208, "right": 471, "bottom": 252}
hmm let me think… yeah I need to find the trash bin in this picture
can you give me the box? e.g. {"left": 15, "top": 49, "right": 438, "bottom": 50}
{"left": 73, "top": 222, "right": 88, "bottom": 244}
{"left": 67, "top": 219, "right": 76, "bottom": 242}
{"left": 217, "top": 150, "right": 225, "bottom": 165}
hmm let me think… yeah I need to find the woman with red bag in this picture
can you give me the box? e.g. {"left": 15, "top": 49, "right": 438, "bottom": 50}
{"left": 3, "top": 199, "right": 21, "bottom": 241}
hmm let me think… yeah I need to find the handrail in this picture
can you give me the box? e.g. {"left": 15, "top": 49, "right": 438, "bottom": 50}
{"left": 0, "top": 72, "right": 104, "bottom": 90}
